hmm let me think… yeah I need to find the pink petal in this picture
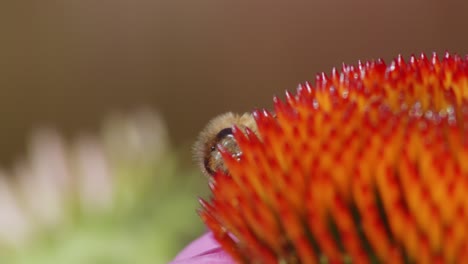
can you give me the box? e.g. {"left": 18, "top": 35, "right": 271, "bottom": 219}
{"left": 170, "top": 232, "right": 235, "bottom": 264}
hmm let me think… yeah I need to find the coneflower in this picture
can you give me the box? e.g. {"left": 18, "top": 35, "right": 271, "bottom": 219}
{"left": 199, "top": 53, "right": 468, "bottom": 263}
{"left": 0, "top": 109, "right": 206, "bottom": 263}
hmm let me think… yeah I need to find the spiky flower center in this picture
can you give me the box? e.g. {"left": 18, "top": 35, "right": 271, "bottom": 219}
{"left": 200, "top": 53, "right": 468, "bottom": 264}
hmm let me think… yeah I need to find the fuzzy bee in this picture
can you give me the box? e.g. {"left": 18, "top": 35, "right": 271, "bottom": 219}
{"left": 193, "top": 112, "right": 257, "bottom": 177}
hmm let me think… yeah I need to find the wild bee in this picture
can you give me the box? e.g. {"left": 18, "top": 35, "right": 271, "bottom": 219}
{"left": 193, "top": 112, "right": 257, "bottom": 177}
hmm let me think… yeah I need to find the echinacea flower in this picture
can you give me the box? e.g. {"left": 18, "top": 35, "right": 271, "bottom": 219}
{"left": 191, "top": 53, "right": 468, "bottom": 263}
{"left": 0, "top": 108, "right": 207, "bottom": 264}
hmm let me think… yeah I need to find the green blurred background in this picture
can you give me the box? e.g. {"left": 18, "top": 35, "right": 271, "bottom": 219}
{"left": 0, "top": 0, "right": 467, "bottom": 263}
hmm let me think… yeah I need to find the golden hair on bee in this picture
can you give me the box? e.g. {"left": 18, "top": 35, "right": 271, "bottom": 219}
{"left": 193, "top": 112, "right": 257, "bottom": 177}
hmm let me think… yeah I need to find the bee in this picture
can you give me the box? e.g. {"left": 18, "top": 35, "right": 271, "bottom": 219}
{"left": 193, "top": 112, "right": 257, "bottom": 177}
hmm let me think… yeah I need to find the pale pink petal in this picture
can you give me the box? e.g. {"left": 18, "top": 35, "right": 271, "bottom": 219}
{"left": 73, "top": 135, "right": 114, "bottom": 212}
{"left": 170, "top": 232, "right": 234, "bottom": 264}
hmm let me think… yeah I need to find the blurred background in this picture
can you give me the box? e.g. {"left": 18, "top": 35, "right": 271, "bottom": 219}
{"left": 0, "top": 0, "right": 467, "bottom": 263}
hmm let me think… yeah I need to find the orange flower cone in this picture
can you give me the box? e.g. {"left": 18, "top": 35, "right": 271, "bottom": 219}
{"left": 199, "top": 52, "right": 468, "bottom": 263}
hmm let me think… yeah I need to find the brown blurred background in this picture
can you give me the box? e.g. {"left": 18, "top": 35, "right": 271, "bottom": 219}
{"left": 1, "top": 0, "right": 467, "bottom": 166}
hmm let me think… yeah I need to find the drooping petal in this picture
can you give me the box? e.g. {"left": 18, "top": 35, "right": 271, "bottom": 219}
{"left": 170, "top": 232, "right": 235, "bottom": 264}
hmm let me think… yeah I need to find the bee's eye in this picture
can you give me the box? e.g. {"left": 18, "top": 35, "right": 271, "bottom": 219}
{"left": 203, "top": 127, "right": 240, "bottom": 176}
{"left": 210, "top": 128, "right": 233, "bottom": 152}
{"left": 215, "top": 128, "right": 233, "bottom": 141}
{"left": 194, "top": 112, "right": 257, "bottom": 178}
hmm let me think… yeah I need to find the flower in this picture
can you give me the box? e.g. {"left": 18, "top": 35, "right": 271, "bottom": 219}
{"left": 170, "top": 232, "right": 234, "bottom": 264}
{"left": 198, "top": 53, "right": 468, "bottom": 263}
{"left": 0, "top": 108, "right": 208, "bottom": 263}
